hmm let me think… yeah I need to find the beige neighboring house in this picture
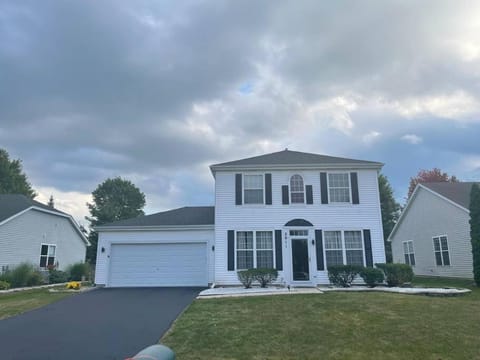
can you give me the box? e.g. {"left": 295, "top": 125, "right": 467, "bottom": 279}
{"left": 389, "top": 182, "right": 476, "bottom": 279}
{"left": 0, "top": 194, "right": 89, "bottom": 272}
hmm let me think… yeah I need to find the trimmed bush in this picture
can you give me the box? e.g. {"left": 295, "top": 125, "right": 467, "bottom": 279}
{"left": 328, "top": 265, "right": 362, "bottom": 287}
{"left": 376, "top": 263, "right": 413, "bottom": 287}
{"left": 7, "top": 263, "right": 34, "bottom": 288}
{"left": 252, "top": 268, "right": 278, "bottom": 288}
{"left": 48, "top": 270, "right": 69, "bottom": 284}
{"left": 0, "top": 280, "right": 10, "bottom": 290}
{"left": 68, "top": 262, "right": 90, "bottom": 281}
{"left": 27, "top": 271, "right": 44, "bottom": 286}
{"left": 359, "top": 267, "right": 384, "bottom": 288}
{"left": 237, "top": 270, "right": 255, "bottom": 289}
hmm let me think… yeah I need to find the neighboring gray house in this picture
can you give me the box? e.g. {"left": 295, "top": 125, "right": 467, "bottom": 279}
{"left": 389, "top": 182, "right": 476, "bottom": 279}
{"left": 0, "top": 194, "right": 89, "bottom": 272}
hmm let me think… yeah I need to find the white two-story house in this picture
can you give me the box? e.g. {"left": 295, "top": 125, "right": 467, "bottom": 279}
{"left": 94, "top": 149, "right": 385, "bottom": 287}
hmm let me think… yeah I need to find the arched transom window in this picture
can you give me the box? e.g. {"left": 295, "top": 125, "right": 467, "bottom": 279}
{"left": 290, "top": 174, "right": 305, "bottom": 203}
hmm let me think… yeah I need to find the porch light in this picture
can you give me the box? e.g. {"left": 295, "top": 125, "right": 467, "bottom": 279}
{"left": 311, "top": 239, "right": 315, "bottom": 246}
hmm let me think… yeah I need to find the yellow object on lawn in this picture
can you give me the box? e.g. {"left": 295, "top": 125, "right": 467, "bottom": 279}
{"left": 66, "top": 281, "right": 81, "bottom": 290}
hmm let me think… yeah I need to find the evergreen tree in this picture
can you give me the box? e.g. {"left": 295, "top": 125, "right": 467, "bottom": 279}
{"left": 469, "top": 183, "right": 480, "bottom": 286}
{"left": 379, "top": 174, "right": 400, "bottom": 262}
{"left": 48, "top": 195, "right": 55, "bottom": 208}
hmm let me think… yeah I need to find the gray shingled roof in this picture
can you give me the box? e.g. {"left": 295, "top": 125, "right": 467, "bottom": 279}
{"left": 210, "top": 149, "right": 382, "bottom": 168}
{"left": 97, "top": 206, "right": 215, "bottom": 228}
{"left": 0, "top": 194, "right": 68, "bottom": 223}
{"left": 422, "top": 182, "right": 477, "bottom": 209}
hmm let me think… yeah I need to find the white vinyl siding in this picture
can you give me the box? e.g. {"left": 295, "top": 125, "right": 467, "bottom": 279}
{"left": 214, "top": 169, "right": 385, "bottom": 285}
{"left": 95, "top": 229, "right": 214, "bottom": 286}
{"left": 390, "top": 187, "right": 472, "bottom": 279}
{"left": 0, "top": 209, "right": 86, "bottom": 272}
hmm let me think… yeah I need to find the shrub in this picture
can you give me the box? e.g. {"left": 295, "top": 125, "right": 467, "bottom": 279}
{"left": 376, "top": 263, "right": 414, "bottom": 287}
{"left": 359, "top": 267, "right": 384, "bottom": 288}
{"left": 328, "top": 265, "right": 362, "bottom": 287}
{"left": 26, "top": 271, "right": 44, "bottom": 287}
{"left": 252, "top": 268, "right": 278, "bottom": 288}
{"left": 237, "top": 270, "right": 255, "bottom": 289}
{"left": 48, "top": 270, "right": 69, "bottom": 284}
{"left": 7, "top": 263, "right": 35, "bottom": 288}
{"left": 68, "top": 262, "right": 90, "bottom": 281}
{"left": 0, "top": 280, "right": 10, "bottom": 290}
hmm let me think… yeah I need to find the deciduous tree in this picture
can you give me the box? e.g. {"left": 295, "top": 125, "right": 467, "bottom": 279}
{"left": 86, "top": 177, "right": 146, "bottom": 263}
{"left": 0, "top": 148, "right": 36, "bottom": 198}
{"left": 408, "top": 168, "right": 458, "bottom": 198}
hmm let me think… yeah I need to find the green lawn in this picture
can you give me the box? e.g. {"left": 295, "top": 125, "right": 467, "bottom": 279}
{"left": 162, "top": 278, "right": 480, "bottom": 360}
{"left": 0, "top": 288, "right": 73, "bottom": 320}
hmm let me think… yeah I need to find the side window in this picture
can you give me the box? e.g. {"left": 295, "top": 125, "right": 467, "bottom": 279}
{"left": 290, "top": 175, "right": 305, "bottom": 204}
{"left": 328, "top": 173, "right": 351, "bottom": 203}
{"left": 40, "top": 244, "right": 56, "bottom": 268}
{"left": 236, "top": 232, "right": 254, "bottom": 269}
{"left": 403, "top": 240, "right": 415, "bottom": 266}
{"left": 433, "top": 236, "right": 450, "bottom": 266}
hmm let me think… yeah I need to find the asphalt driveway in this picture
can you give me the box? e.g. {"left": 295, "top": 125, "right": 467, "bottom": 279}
{"left": 0, "top": 287, "right": 202, "bottom": 360}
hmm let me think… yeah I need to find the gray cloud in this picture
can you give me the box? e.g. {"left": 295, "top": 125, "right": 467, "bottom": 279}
{"left": 1, "top": 0, "right": 480, "bottom": 220}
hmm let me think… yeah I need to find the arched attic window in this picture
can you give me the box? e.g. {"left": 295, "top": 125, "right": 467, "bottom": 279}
{"left": 290, "top": 174, "right": 305, "bottom": 203}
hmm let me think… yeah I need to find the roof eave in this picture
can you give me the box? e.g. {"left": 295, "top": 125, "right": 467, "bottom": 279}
{"left": 95, "top": 224, "right": 215, "bottom": 232}
{"left": 210, "top": 162, "right": 383, "bottom": 175}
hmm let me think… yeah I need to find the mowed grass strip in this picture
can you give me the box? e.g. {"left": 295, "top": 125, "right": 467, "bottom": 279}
{"left": 162, "top": 278, "right": 480, "bottom": 360}
{"left": 0, "top": 288, "right": 72, "bottom": 320}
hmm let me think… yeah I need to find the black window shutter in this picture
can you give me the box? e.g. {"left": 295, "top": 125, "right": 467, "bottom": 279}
{"left": 351, "top": 172, "right": 359, "bottom": 204}
{"left": 320, "top": 172, "right": 328, "bottom": 204}
{"left": 228, "top": 230, "right": 235, "bottom": 270}
{"left": 315, "top": 230, "right": 324, "bottom": 270}
{"left": 306, "top": 185, "right": 313, "bottom": 204}
{"left": 235, "top": 174, "right": 242, "bottom": 205}
{"left": 265, "top": 173, "right": 272, "bottom": 205}
{"left": 282, "top": 185, "right": 289, "bottom": 204}
{"left": 275, "top": 230, "right": 283, "bottom": 270}
{"left": 363, "top": 229, "right": 373, "bottom": 267}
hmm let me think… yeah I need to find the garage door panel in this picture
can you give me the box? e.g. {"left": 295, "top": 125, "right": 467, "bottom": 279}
{"left": 108, "top": 243, "right": 207, "bottom": 287}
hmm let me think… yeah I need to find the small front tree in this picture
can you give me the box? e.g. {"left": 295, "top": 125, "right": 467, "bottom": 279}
{"left": 469, "top": 183, "right": 480, "bottom": 286}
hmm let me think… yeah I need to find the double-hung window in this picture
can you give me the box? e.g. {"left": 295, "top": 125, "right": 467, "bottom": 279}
{"left": 324, "top": 230, "right": 364, "bottom": 268}
{"left": 243, "top": 175, "right": 264, "bottom": 204}
{"left": 403, "top": 240, "right": 415, "bottom": 266}
{"left": 433, "top": 236, "right": 450, "bottom": 266}
{"left": 328, "top": 173, "right": 351, "bottom": 203}
{"left": 40, "top": 244, "right": 56, "bottom": 268}
{"left": 290, "top": 174, "right": 305, "bottom": 203}
{"left": 236, "top": 231, "right": 274, "bottom": 269}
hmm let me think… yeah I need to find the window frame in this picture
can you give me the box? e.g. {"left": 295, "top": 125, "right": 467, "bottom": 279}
{"left": 402, "top": 240, "right": 416, "bottom": 266}
{"left": 327, "top": 172, "right": 352, "bottom": 204}
{"left": 324, "top": 230, "right": 365, "bottom": 268}
{"left": 235, "top": 230, "right": 275, "bottom": 270}
{"left": 432, "top": 235, "right": 451, "bottom": 266}
{"left": 39, "top": 243, "right": 57, "bottom": 269}
{"left": 242, "top": 173, "right": 265, "bottom": 205}
{"left": 289, "top": 174, "right": 306, "bottom": 204}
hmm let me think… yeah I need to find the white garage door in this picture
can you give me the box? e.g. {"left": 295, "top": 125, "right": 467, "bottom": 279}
{"left": 108, "top": 243, "right": 207, "bottom": 287}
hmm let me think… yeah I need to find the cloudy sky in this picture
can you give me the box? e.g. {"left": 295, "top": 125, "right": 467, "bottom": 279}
{"left": 1, "top": 0, "right": 480, "bottom": 225}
